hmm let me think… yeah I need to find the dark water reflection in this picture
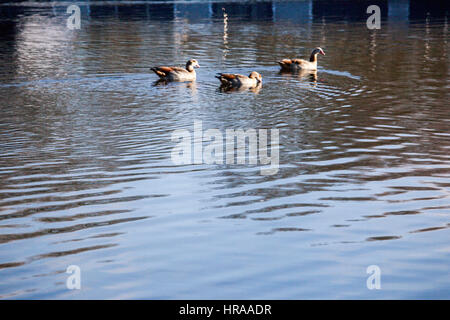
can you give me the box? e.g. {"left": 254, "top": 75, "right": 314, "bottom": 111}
{"left": 0, "top": 0, "right": 449, "bottom": 299}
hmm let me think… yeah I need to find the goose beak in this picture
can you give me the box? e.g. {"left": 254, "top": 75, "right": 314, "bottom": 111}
{"left": 320, "top": 50, "right": 325, "bottom": 56}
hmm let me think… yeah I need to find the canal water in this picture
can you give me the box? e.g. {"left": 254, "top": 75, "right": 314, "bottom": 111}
{"left": 0, "top": 0, "right": 449, "bottom": 299}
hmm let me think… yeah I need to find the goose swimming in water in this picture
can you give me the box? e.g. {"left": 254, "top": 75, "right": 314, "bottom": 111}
{"left": 215, "top": 71, "right": 262, "bottom": 88}
{"left": 151, "top": 59, "right": 200, "bottom": 82}
{"left": 278, "top": 47, "right": 325, "bottom": 71}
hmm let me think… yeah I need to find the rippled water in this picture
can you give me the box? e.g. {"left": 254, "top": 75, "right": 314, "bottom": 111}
{"left": 0, "top": 0, "right": 449, "bottom": 299}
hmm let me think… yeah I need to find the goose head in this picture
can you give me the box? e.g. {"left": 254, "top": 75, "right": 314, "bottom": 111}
{"left": 313, "top": 47, "right": 325, "bottom": 56}
{"left": 309, "top": 47, "right": 325, "bottom": 62}
{"left": 249, "top": 71, "right": 263, "bottom": 83}
{"left": 186, "top": 59, "right": 201, "bottom": 71}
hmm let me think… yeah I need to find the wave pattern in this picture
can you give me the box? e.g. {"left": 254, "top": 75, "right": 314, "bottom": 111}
{"left": 0, "top": 3, "right": 449, "bottom": 299}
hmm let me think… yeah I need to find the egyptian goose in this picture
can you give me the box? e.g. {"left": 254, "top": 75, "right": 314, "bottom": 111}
{"left": 216, "top": 71, "right": 262, "bottom": 88}
{"left": 278, "top": 47, "right": 325, "bottom": 71}
{"left": 151, "top": 59, "right": 200, "bottom": 82}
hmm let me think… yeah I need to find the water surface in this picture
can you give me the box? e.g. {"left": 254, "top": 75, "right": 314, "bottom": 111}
{"left": 0, "top": 0, "right": 449, "bottom": 299}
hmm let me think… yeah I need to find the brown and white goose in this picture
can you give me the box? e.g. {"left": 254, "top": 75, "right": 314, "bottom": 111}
{"left": 216, "top": 71, "right": 262, "bottom": 88}
{"left": 278, "top": 47, "right": 325, "bottom": 71}
{"left": 151, "top": 59, "right": 200, "bottom": 82}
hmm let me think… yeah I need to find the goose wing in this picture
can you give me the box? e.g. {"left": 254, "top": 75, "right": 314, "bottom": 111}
{"left": 291, "top": 59, "right": 310, "bottom": 67}
{"left": 216, "top": 73, "right": 248, "bottom": 86}
{"left": 151, "top": 66, "right": 186, "bottom": 77}
{"left": 278, "top": 59, "right": 294, "bottom": 67}
{"left": 216, "top": 73, "right": 239, "bottom": 80}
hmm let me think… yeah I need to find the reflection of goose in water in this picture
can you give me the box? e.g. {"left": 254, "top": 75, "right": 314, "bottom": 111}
{"left": 222, "top": 7, "right": 229, "bottom": 60}
{"left": 279, "top": 69, "right": 318, "bottom": 83}
{"left": 150, "top": 59, "right": 200, "bottom": 82}
{"left": 152, "top": 78, "right": 197, "bottom": 94}
{"left": 278, "top": 47, "right": 325, "bottom": 71}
